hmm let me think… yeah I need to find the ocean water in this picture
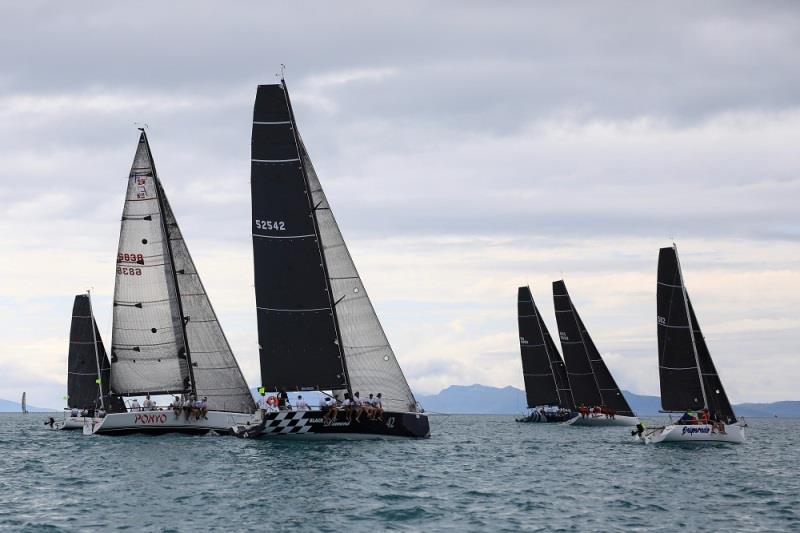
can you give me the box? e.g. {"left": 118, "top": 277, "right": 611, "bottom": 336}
{"left": 1, "top": 414, "right": 798, "bottom": 532}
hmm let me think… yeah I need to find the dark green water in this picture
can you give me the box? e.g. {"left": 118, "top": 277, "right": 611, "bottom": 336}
{"left": 1, "top": 414, "right": 797, "bottom": 531}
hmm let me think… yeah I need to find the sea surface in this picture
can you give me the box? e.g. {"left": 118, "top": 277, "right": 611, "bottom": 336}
{"left": 0, "top": 413, "right": 798, "bottom": 532}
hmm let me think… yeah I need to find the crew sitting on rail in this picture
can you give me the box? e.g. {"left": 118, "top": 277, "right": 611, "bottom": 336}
{"left": 677, "top": 410, "right": 699, "bottom": 425}
{"left": 198, "top": 397, "right": 209, "bottom": 419}
{"left": 130, "top": 398, "right": 141, "bottom": 412}
{"left": 170, "top": 396, "right": 182, "bottom": 418}
{"left": 700, "top": 408, "right": 710, "bottom": 425}
{"left": 365, "top": 393, "right": 378, "bottom": 420}
{"left": 183, "top": 397, "right": 195, "bottom": 420}
{"left": 709, "top": 411, "right": 727, "bottom": 434}
{"left": 321, "top": 395, "right": 338, "bottom": 424}
{"left": 353, "top": 391, "right": 368, "bottom": 422}
{"left": 372, "top": 393, "right": 384, "bottom": 421}
{"left": 340, "top": 393, "right": 354, "bottom": 422}
{"left": 70, "top": 407, "right": 79, "bottom": 417}
{"left": 578, "top": 405, "right": 589, "bottom": 418}
{"left": 295, "top": 395, "right": 310, "bottom": 411}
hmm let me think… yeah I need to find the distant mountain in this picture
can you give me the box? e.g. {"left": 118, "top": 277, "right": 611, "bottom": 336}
{"left": 0, "top": 399, "right": 57, "bottom": 413}
{"left": 415, "top": 384, "right": 799, "bottom": 417}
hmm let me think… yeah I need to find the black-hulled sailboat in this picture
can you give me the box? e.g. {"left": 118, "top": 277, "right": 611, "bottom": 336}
{"left": 85, "top": 131, "right": 256, "bottom": 435}
{"left": 515, "top": 286, "right": 577, "bottom": 423}
{"left": 553, "top": 280, "right": 639, "bottom": 427}
{"left": 232, "top": 81, "right": 429, "bottom": 439}
{"left": 55, "top": 292, "right": 125, "bottom": 430}
{"left": 21, "top": 392, "right": 27, "bottom": 414}
{"left": 645, "top": 245, "right": 744, "bottom": 443}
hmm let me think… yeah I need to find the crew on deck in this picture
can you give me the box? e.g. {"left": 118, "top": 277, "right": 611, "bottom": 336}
{"left": 296, "top": 395, "right": 310, "bottom": 411}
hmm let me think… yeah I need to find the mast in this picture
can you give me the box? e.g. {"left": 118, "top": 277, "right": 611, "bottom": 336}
{"left": 87, "top": 290, "right": 105, "bottom": 410}
{"left": 673, "top": 244, "right": 708, "bottom": 409}
{"left": 279, "top": 79, "right": 352, "bottom": 397}
{"left": 143, "top": 130, "right": 196, "bottom": 397}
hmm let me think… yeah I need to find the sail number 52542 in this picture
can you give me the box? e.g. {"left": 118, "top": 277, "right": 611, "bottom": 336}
{"left": 255, "top": 220, "right": 286, "bottom": 231}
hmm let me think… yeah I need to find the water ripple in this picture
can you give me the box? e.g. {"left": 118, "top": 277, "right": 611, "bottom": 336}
{"left": 1, "top": 414, "right": 798, "bottom": 531}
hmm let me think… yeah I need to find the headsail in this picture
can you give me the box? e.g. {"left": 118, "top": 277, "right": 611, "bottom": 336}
{"left": 553, "top": 280, "right": 634, "bottom": 415}
{"left": 517, "top": 286, "right": 574, "bottom": 409}
{"left": 657, "top": 246, "right": 736, "bottom": 422}
{"left": 110, "top": 132, "right": 254, "bottom": 413}
{"left": 69, "top": 294, "right": 125, "bottom": 411}
{"left": 250, "top": 82, "right": 417, "bottom": 412}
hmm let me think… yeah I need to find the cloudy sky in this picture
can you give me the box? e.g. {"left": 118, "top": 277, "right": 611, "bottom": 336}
{"left": 1, "top": 2, "right": 798, "bottom": 408}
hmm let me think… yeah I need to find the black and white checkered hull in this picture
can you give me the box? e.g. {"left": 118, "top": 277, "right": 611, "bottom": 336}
{"left": 232, "top": 409, "right": 430, "bottom": 439}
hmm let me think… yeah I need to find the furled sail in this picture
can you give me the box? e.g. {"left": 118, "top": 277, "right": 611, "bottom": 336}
{"left": 69, "top": 294, "right": 125, "bottom": 411}
{"left": 110, "top": 132, "right": 254, "bottom": 413}
{"left": 517, "top": 286, "right": 573, "bottom": 408}
{"left": 657, "top": 246, "right": 736, "bottom": 422}
{"left": 553, "top": 280, "right": 634, "bottom": 415}
{"left": 251, "top": 82, "right": 417, "bottom": 412}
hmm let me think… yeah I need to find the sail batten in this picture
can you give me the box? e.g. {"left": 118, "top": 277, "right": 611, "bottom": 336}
{"left": 552, "top": 280, "right": 634, "bottom": 416}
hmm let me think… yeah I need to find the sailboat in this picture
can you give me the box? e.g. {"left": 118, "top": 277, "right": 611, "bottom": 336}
{"left": 644, "top": 245, "right": 745, "bottom": 444}
{"left": 232, "top": 81, "right": 429, "bottom": 439}
{"left": 84, "top": 131, "right": 256, "bottom": 435}
{"left": 515, "top": 286, "right": 577, "bottom": 423}
{"left": 53, "top": 292, "right": 126, "bottom": 430}
{"left": 553, "top": 280, "right": 639, "bottom": 427}
{"left": 21, "top": 392, "right": 28, "bottom": 414}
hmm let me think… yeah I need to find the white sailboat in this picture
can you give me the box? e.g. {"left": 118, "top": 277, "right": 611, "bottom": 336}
{"left": 84, "top": 130, "right": 256, "bottom": 435}
{"left": 642, "top": 245, "right": 745, "bottom": 444}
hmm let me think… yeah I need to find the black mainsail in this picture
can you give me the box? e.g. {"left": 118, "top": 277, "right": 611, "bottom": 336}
{"left": 68, "top": 294, "right": 124, "bottom": 412}
{"left": 552, "top": 280, "right": 634, "bottom": 416}
{"left": 517, "top": 286, "right": 574, "bottom": 408}
{"left": 250, "top": 82, "right": 417, "bottom": 413}
{"left": 657, "top": 245, "right": 736, "bottom": 423}
{"left": 109, "top": 131, "right": 255, "bottom": 414}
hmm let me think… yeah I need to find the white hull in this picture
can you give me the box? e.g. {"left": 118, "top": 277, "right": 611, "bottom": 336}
{"left": 83, "top": 410, "right": 254, "bottom": 435}
{"left": 565, "top": 413, "right": 639, "bottom": 427}
{"left": 645, "top": 423, "right": 745, "bottom": 444}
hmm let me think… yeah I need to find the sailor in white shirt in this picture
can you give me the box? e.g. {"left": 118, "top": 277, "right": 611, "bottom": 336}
{"left": 296, "top": 395, "right": 310, "bottom": 411}
{"left": 142, "top": 395, "right": 154, "bottom": 411}
{"left": 130, "top": 398, "right": 141, "bottom": 412}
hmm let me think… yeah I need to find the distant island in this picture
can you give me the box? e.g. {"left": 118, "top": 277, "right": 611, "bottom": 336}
{"left": 4, "top": 385, "right": 798, "bottom": 417}
{"left": 414, "top": 384, "right": 800, "bottom": 418}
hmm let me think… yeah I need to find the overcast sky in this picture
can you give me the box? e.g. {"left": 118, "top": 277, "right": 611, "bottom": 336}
{"left": 1, "top": 2, "right": 798, "bottom": 409}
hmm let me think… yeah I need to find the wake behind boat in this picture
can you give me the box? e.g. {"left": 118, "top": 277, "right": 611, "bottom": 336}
{"left": 84, "top": 131, "right": 256, "bottom": 436}
{"left": 553, "top": 280, "right": 639, "bottom": 427}
{"left": 232, "top": 80, "right": 428, "bottom": 439}
{"left": 515, "top": 286, "right": 577, "bottom": 423}
{"left": 641, "top": 245, "right": 745, "bottom": 444}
